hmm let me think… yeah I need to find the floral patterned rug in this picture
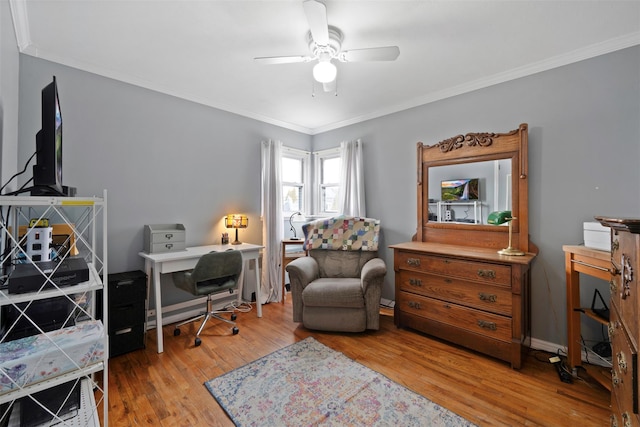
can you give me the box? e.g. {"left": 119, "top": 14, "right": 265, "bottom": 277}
{"left": 205, "top": 337, "right": 475, "bottom": 426}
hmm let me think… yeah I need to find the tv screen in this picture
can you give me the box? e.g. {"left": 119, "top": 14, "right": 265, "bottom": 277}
{"left": 441, "top": 178, "right": 479, "bottom": 201}
{"left": 32, "top": 76, "right": 63, "bottom": 195}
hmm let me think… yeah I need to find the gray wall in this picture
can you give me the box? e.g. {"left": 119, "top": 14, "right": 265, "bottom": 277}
{"left": 17, "top": 55, "right": 311, "bottom": 307}
{"left": 0, "top": 0, "right": 19, "bottom": 189}
{"left": 11, "top": 43, "right": 640, "bottom": 348}
{"left": 313, "top": 46, "right": 640, "bottom": 347}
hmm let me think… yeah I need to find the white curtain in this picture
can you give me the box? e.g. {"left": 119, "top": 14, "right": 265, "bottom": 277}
{"left": 260, "top": 140, "right": 283, "bottom": 303}
{"left": 338, "top": 139, "right": 366, "bottom": 217}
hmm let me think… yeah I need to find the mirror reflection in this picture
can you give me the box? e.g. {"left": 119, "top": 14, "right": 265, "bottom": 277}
{"left": 428, "top": 159, "right": 511, "bottom": 225}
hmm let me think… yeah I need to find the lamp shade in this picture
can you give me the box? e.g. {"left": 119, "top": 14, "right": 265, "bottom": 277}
{"left": 225, "top": 214, "right": 248, "bottom": 229}
{"left": 487, "top": 211, "right": 512, "bottom": 225}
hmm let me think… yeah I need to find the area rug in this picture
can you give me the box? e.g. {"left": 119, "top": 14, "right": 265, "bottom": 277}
{"left": 205, "top": 337, "right": 475, "bottom": 426}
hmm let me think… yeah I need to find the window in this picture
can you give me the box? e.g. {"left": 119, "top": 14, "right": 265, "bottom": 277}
{"left": 315, "top": 148, "right": 341, "bottom": 215}
{"left": 281, "top": 148, "right": 310, "bottom": 215}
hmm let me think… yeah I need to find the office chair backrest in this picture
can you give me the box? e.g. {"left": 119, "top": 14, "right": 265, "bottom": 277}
{"left": 174, "top": 250, "right": 243, "bottom": 296}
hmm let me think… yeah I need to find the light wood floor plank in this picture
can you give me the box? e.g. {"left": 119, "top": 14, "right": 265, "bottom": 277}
{"left": 106, "top": 298, "right": 610, "bottom": 426}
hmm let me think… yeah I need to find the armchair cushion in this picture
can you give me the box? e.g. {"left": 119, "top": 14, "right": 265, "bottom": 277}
{"left": 302, "top": 278, "right": 365, "bottom": 309}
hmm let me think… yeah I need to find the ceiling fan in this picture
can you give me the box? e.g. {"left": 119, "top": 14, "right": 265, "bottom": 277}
{"left": 254, "top": 0, "right": 400, "bottom": 92}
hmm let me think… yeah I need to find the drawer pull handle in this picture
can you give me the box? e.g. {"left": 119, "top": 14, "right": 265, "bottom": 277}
{"left": 165, "top": 233, "right": 174, "bottom": 240}
{"left": 617, "top": 352, "right": 627, "bottom": 373}
{"left": 165, "top": 243, "right": 174, "bottom": 250}
{"left": 621, "top": 254, "right": 633, "bottom": 300}
{"left": 478, "top": 293, "right": 497, "bottom": 303}
{"left": 477, "top": 269, "right": 496, "bottom": 279}
{"left": 612, "top": 370, "right": 621, "bottom": 387}
{"left": 407, "top": 301, "right": 422, "bottom": 310}
{"left": 477, "top": 320, "right": 497, "bottom": 331}
{"left": 608, "top": 321, "right": 618, "bottom": 339}
{"left": 611, "top": 239, "right": 619, "bottom": 252}
{"left": 622, "top": 412, "right": 632, "bottom": 427}
{"left": 115, "top": 327, "right": 133, "bottom": 335}
{"left": 610, "top": 414, "right": 618, "bottom": 427}
{"left": 610, "top": 280, "right": 617, "bottom": 295}
{"left": 409, "top": 278, "right": 423, "bottom": 287}
{"left": 407, "top": 258, "right": 421, "bottom": 267}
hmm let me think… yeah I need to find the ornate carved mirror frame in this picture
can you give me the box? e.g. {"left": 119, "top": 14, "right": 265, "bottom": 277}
{"left": 416, "top": 123, "right": 532, "bottom": 253}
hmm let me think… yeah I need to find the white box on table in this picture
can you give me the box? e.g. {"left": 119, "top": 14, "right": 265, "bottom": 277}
{"left": 144, "top": 223, "right": 186, "bottom": 253}
{"left": 583, "top": 221, "right": 610, "bottom": 252}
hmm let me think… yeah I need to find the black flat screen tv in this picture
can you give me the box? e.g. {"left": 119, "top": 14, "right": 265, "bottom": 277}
{"left": 441, "top": 178, "right": 479, "bottom": 201}
{"left": 32, "top": 76, "right": 64, "bottom": 195}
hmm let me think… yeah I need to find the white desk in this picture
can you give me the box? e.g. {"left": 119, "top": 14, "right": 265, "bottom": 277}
{"left": 139, "top": 243, "right": 263, "bottom": 353}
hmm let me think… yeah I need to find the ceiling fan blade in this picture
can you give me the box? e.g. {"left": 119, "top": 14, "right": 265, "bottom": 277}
{"left": 254, "top": 55, "right": 310, "bottom": 65}
{"left": 322, "top": 79, "right": 336, "bottom": 93}
{"left": 303, "top": 0, "right": 329, "bottom": 45}
{"left": 340, "top": 46, "right": 400, "bottom": 62}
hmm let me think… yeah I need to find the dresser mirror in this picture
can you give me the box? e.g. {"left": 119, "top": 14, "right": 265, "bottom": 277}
{"left": 428, "top": 159, "right": 512, "bottom": 225}
{"left": 417, "top": 123, "right": 531, "bottom": 253}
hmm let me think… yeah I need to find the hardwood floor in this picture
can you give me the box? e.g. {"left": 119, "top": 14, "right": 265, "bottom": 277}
{"left": 106, "top": 299, "right": 610, "bottom": 426}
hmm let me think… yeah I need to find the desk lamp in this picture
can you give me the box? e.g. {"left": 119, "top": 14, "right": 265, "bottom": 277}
{"left": 225, "top": 214, "right": 248, "bottom": 245}
{"left": 487, "top": 211, "right": 525, "bottom": 256}
{"left": 289, "top": 212, "right": 303, "bottom": 240}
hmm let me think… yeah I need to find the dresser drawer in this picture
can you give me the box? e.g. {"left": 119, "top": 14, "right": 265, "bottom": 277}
{"left": 397, "top": 291, "right": 512, "bottom": 342}
{"left": 396, "top": 251, "right": 511, "bottom": 287}
{"left": 610, "top": 304, "right": 639, "bottom": 416}
{"left": 397, "top": 270, "right": 512, "bottom": 316}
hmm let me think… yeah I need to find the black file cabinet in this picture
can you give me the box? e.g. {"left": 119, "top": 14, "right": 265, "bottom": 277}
{"left": 105, "top": 270, "right": 147, "bottom": 358}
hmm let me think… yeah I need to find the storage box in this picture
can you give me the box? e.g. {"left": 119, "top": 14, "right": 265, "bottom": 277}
{"left": 584, "top": 221, "right": 611, "bottom": 252}
{"left": 143, "top": 224, "right": 186, "bottom": 253}
{"left": 0, "top": 320, "right": 105, "bottom": 395}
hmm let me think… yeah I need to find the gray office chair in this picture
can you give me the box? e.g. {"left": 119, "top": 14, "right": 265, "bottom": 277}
{"left": 172, "top": 250, "right": 243, "bottom": 346}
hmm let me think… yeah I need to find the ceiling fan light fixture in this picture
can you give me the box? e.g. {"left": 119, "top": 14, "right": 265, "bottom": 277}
{"left": 313, "top": 60, "right": 337, "bottom": 83}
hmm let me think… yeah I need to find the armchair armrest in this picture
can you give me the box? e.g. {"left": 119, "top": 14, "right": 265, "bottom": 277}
{"left": 285, "top": 256, "right": 319, "bottom": 322}
{"left": 360, "top": 257, "right": 387, "bottom": 293}
{"left": 286, "top": 256, "right": 319, "bottom": 288}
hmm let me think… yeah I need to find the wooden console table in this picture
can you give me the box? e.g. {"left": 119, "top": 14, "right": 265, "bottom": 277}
{"left": 563, "top": 244, "right": 612, "bottom": 388}
{"left": 281, "top": 239, "right": 307, "bottom": 303}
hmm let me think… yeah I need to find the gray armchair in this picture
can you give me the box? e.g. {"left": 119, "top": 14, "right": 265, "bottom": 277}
{"left": 285, "top": 216, "right": 386, "bottom": 332}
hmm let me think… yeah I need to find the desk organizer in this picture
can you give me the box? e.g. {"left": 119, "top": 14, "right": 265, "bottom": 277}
{"left": 144, "top": 223, "right": 186, "bottom": 253}
{"left": 0, "top": 320, "right": 105, "bottom": 394}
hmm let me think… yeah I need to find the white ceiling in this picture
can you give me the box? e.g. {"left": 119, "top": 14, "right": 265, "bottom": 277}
{"left": 10, "top": 1, "right": 640, "bottom": 135}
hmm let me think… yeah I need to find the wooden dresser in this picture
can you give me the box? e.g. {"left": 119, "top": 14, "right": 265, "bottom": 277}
{"left": 392, "top": 242, "right": 535, "bottom": 369}
{"left": 392, "top": 124, "right": 537, "bottom": 369}
{"left": 596, "top": 217, "right": 640, "bottom": 426}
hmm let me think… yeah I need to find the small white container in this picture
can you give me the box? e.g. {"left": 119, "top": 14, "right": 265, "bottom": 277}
{"left": 583, "top": 222, "right": 610, "bottom": 252}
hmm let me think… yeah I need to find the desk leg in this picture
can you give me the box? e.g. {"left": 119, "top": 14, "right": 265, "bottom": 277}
{"left": 255, "top": 254, "right": 262, "bottom": 318}
{"left": 153, "top": 266, "right": 164, "bottom": 354}
{"left": 565, "top": 251, "right": 581, "bottom": 374}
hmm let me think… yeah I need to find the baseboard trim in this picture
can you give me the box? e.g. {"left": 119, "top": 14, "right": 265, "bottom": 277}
{"left": 530, "top": 337, "right": 612, "bottom": 368}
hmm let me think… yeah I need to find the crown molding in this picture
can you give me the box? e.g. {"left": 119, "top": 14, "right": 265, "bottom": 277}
{"left": 310, "top": 32, "right": 640, "bottom": 135}
{"left": 9, "top": 0, "right": 31, "bottom": 51}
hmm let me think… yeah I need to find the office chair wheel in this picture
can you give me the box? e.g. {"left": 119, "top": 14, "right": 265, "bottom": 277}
{"left": 174, "top": 328, "right": 181, "bottom": 336}
{"left": 195, "top": 337, "right": 202, "bottom": 346}
{"left": 232, "top": 327, "right": 239, "bottom": 335}
{"left": 231, "top": 313, "right": 237, "bottom": 321}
